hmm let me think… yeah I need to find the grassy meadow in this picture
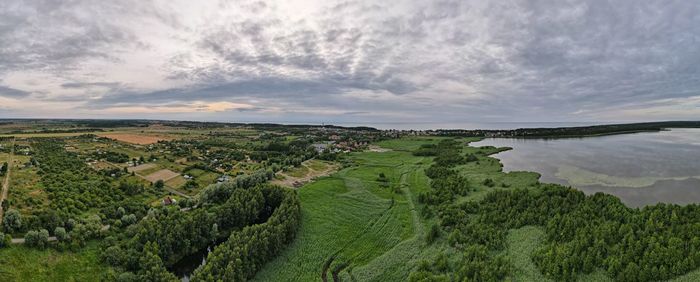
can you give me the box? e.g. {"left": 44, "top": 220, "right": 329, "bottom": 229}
{"left": 0, "top": 242, "right": 110, "bottom": 281}
{"left": 254, "top": 138, "right": 441, "bottom": 281}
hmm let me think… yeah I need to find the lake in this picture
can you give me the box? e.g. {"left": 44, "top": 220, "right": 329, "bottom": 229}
{"left": 473, "top": 128, "right": 700, "bottom": 208}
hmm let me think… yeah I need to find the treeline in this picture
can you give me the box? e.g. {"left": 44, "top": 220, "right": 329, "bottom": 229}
{"left": 6, "top": 128, "right": 104, "bottom": 134}
{"left": 102, "top": 184, "right": 300, "bottom": 281}
{"left": 92, "top": 151, "right": 130, "bottom": 163}
{"left": 416, "top": 140, "right": 471, "bottom": 206}
{"left": 190, "top": 185, "right": 301, "bottom": 281}
{"left": 428, "top": 121, "right": 700, "bottom": 138}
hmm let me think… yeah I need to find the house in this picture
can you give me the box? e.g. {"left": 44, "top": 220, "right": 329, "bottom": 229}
{"left": 217, "top": 175, "right": 230, "bottom": 183}
{"left": 312, "top": 143, "right": 328, "bottom": 153}
{"left": 162, "top": 196, "right": 177, "bottom": 206}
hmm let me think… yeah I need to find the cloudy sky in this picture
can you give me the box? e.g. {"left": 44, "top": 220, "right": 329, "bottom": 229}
{"left": 0, "top": 0, "right": 699, "bottom": 125}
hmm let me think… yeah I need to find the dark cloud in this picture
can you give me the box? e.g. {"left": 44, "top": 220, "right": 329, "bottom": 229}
{"left": 0, "top": 85, "right": 30, "bottom": 98}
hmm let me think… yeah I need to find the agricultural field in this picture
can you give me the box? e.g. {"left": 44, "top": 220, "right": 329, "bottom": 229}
{"left": 96, "top": 133, "right": 174, "bottom": 145}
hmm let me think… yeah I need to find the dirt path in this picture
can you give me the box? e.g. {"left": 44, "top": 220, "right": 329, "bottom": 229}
{"left": 274, "top": 160, "right": 339, "bottom": 188}
{"left": 399, "top": 166, "right": 424, "bottom": 237}
{"left": 0, "top": 137, "right": 15, "bottom": 224}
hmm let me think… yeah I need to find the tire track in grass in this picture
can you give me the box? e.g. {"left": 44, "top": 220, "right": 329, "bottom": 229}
{"left": 332, "top": 163, "right": 425, "bottom": 280}
{"left": 319, "top": 171, "right": 401, "bottom": 280}
{"left": 342, "top": 160, "right": 434, "bottom": 281}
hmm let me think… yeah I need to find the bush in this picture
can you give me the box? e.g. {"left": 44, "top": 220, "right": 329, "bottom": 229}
{"left": 3, "top": 209, "right": 22, "bottom": 233}
{"left": 426, "top": 223, "right": 440, "bottom": 244}
{"left": 25, "top": 229, "right": 50, "bottom": 249}
{"left": 121, "top": 214, "right": 137, "bottom": 226}
{"left": 153, "top": 180, "right": 165, "bottom": 190}
{"left": 54, "top": 227, "right": 68, "bottom": 242}
{"left": 0, "top": 232, "right": 10, "bottom": 248}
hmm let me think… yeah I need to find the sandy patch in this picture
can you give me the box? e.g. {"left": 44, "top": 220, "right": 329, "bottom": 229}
{"left": 367, "top": 145, "right": 391, "bottom": 152}
{"left": 98, "top": 133, "right": 173, "bottom": 145}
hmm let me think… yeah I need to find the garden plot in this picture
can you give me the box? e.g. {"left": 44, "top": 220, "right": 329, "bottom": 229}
{"left": 127, "top": 163, "right": 157, "bottom": 172}
{"left": 144, "top": 169, "right": 180, "bottom": 183}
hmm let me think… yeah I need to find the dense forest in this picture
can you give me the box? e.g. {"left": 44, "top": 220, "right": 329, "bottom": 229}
{"left": 102, "top": 184, "right": 300, "bottom": 281}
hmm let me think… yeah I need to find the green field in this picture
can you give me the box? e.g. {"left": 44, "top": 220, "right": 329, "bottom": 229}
{"left": 306, "top": 159, "right": 330, "bottom": 171}
{"left": 254, "top": 139, "right": 441, "bottom": 281}
{"left": 0, "top": 242, "right": 110, "bottom": 281}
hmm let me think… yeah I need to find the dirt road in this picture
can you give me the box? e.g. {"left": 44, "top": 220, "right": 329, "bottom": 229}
{"left": 0, "top": 138, "right": 15, "bottom": 224}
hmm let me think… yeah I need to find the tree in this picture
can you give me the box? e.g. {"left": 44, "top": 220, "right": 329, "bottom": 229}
{"left": 3, "top": 209, "right": 22, "bottom": 233}
{"left": 210, "top": 223, "right": 219, "bottom": 242}
{"left": 138, "top": 242, "right": 178, "bottom": 281}
{"left": 121, "top": 214, "right": 137, "bottom": 226}
{"left": 117, "top": 207, "right": 126, "bottom": 217}
{"left": 54, "top": 227, "right": 68, "bottom": 242}
{"left": 183, "top": 180, "right": 199, "bottom": 190}
{"left": 117, "top": 271, "right": 138, "bottom": 282}
{"left": 0, "top": 231, "right": 10, "bottom": 248}
{"left": 154, "top": 180, "right": 165, "bottom": 191}
{"left": 25, "top": 229, "right": 49, "bottom": 249}
{"left": 426, "top": 223, "right": 440, "bottom": 244}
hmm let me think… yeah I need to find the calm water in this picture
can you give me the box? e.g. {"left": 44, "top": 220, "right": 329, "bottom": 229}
{"left": 473, "top": 129, "right": 700, "bottom": 207}
{"left": 170, "top": 246, "right": 212, "bottom": 282}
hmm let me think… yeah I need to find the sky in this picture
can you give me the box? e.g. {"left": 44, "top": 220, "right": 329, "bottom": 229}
{"left": 0, "top": 0, "right": 699, "bottom": 125}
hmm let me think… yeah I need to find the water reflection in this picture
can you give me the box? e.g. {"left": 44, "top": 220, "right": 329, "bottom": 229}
{"left": 473, "top": 129, "right": 700, "bottom": 207}
{"left": 170, "top": 246, "right": 211, "bottom": 282}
